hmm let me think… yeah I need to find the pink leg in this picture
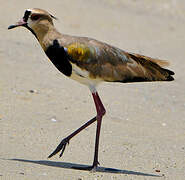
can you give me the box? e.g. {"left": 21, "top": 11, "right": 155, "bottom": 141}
{"left": 48, "top": 116, "right": 97, "bottom": 159}
{"left": 91, "top": 91, "right": 106, "bottom": 168}
{"left": 48, "top": 91, "right": 106, "bottom": 170}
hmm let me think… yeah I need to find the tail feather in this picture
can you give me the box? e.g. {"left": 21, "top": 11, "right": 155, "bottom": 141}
{"left": 161, "top": 67, "right": 175, "bottom": 81}
{"left": 132, "top": 53, "right": 170, "bottom": 67}
{"left": 128, "top": 53, "right": 175, "bottom": 82}
{"left": 149, "top": 59, "right": 169, "bottom": 67}
{"left": 161, "top": 68, "right": 175, "bottom": 75}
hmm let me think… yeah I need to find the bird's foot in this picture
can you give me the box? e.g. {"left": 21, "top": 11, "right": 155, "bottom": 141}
{"left": 48, "top": 138, "right": 69, "bottom": 158}
{"left": 72, "top": 161, "right": 100, "bottom": 171}
{"left": 87, "top": 160, "right": 100, "bottom": 171}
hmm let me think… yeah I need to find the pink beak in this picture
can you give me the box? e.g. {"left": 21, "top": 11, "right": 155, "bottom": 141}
{"left": 8, "top": 18, "right": 27, "bottom": 29}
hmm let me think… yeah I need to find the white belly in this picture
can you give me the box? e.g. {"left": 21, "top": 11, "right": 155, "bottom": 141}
{"left": 70, "top": 63, "right": 101, "bottom": 92}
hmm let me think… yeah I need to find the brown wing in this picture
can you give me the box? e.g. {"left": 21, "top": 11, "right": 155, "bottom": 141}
{"left": 62, "top": 36, "right": 174, "bottom": 82}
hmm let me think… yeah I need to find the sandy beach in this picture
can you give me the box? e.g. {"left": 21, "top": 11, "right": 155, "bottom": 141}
{"left": 0, "top": 0, "right": 185, "bottom": 179}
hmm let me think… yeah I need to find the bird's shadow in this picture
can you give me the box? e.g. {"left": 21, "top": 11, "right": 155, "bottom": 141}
{"left": 5, "top": 158, "right": 160, "bottom": 177}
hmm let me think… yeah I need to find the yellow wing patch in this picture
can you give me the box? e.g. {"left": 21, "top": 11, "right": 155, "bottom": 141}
{"left": 67, "top": 43, "right": 91, "bottom": 62}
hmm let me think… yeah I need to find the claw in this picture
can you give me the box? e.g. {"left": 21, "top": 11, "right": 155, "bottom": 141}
{"left": 48, "top": 138, "right": 69, "bottom": 158}
{"left": 91, "top": 160, "right": 100, "bottom": 169}
{"left": 59, "top": 143, "right": 67, "bottom": 158}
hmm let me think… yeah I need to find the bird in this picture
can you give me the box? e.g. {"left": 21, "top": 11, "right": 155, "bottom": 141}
{"left": 8, "top": 8, "right": 174, "bottom": 170}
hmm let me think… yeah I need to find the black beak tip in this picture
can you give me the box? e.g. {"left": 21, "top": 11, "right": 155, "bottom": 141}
{"left": 8, "top": 25, "right": 16, "bottom": 30}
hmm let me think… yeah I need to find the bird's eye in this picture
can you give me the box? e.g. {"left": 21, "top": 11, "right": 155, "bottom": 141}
{"left": 31, "top": 14, "right": 40, "bottom": 21}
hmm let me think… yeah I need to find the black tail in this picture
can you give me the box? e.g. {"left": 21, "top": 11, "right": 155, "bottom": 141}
{"left": 161, "top": 68, "right": 175, "bottom": 81}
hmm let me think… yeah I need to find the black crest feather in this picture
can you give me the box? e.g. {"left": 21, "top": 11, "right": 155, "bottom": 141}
{"left": 50, "top": 14, "right": 58, "bottom": 20}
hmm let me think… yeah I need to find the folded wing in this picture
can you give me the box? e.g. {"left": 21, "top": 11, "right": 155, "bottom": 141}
{"left": 65, "top": 39, "right": 174, "bottom": 82}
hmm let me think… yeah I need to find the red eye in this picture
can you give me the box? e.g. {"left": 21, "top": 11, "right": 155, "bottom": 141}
{"left": 31, "top": 14, "right": 40, "bottom": 21}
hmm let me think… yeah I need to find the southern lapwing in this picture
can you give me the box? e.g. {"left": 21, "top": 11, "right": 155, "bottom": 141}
{"left": 8, "top": 8, "right": 174, "bottom": 169}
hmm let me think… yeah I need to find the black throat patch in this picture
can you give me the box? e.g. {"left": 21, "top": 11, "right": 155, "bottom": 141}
{"left": 45, "top": 39, "right": 72, "bottom": 76}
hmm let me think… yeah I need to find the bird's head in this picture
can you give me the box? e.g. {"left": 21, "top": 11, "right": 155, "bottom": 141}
{"left": 8, "top": 8, "right": 57, "bottom": 38}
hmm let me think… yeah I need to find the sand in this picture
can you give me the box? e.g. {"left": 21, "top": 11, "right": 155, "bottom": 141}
{"left": 0, "top": 0, "right": 185, "bottom": 179}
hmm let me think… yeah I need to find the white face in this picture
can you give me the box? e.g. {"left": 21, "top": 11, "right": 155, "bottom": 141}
{"left": 26, "top": 10, "right": 41, "bottom": 29}
{"left": 27, "top": 15, "right": 38, "bottom": 28}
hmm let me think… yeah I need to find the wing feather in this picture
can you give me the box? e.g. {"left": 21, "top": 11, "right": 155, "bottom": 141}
{"left": 63, "top": 38, "right": 174, "bottom": 82}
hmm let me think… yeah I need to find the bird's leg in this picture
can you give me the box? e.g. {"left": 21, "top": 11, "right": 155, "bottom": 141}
{"left": 48, "top": 91, "right": 106, "bottom": 170}
{"left": 48, "top": 116, "right": 97, "bottom": 158}
{"left": 91, "top": 91, "right": 106, "bottom": 169}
